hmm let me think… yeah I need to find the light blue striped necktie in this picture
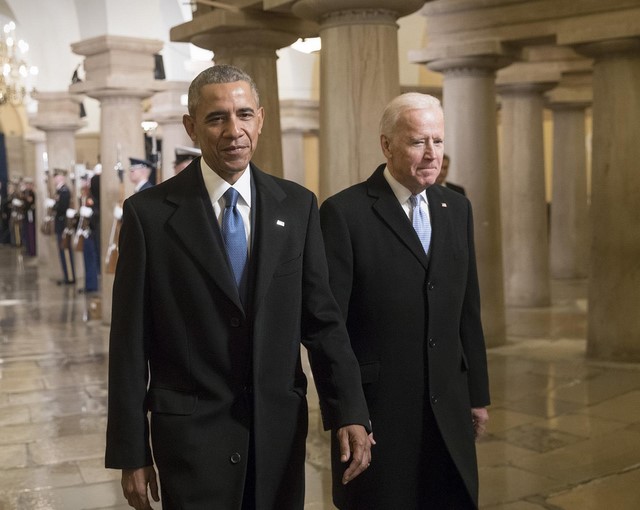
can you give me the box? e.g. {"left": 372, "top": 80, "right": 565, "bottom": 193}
{"left": 410, "top": 194, "right": 431, "bottom": 254}
{"left": 221, "top": 188, "right": 247, "bottom": 288}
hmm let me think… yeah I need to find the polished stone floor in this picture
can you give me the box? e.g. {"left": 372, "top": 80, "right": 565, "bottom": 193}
{"left": 1, "top": 244, "right": 639, "bottom": 509}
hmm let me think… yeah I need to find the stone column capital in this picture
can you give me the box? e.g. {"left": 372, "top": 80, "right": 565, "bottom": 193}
{"left": 573, "top": 37, "right": 640, "bottom": 59}
{"left": 280, "top": 99, "right": 319, "bottom": 133}
{"left": 546, "top": 70, "right": 593, "bottom": 110}
{"left": 70, "top": 35, "right": 164, "bottom": 96}
{"left": 496, "top": 80, "right": 556, "bottom": 97}
{"left": 30, "top": 91, "right": 86, "bottom": 133}
{"left": 171, "top": 9, "right": 313, "bottom": 51}
{"left": 292, "top": 0, "right": 424, "bottom": 24}
{"left": 148, "top": 81, "right": 190, "bottom": 125}
{"left": 427, "top": 54, "right": 513, "bottom": 77}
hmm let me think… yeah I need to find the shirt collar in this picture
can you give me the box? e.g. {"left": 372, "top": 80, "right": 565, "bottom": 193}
{"left": 200, "top": 159, "right": 252, "bottom": 208}
{"left": 383, "top": 166, "right": 428, "bottom": 205}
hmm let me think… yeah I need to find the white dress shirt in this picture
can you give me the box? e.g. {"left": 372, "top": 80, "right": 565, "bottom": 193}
{"left": 200, "top": 159, "right": 252, "bottom": 256}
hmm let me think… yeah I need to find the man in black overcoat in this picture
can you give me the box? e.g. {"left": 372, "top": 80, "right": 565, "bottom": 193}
{"left": 105, "top": 64, "right": 372, "bottom": 510}
{"left": 320, "top": 93, "right": 490, "bottom": 509}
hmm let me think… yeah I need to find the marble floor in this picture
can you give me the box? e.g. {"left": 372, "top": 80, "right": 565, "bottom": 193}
{"left": 1, "top": 244, "right": 639, "bottom": 509}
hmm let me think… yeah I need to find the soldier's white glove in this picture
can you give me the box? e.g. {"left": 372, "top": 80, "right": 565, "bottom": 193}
{"left": 66, "top": 208, "right": 77, "bottom": 219}
{"left": 12, "top": 198, "right": 23, "bottom": 207}
{"left": 79, "top": 206, "right": 93, "bottom": 218}
{"left": 113, "top": 205, "right": 123, "bottom": 220}
{"left": 45, "top": 198, "right": 56, "bottom": 208}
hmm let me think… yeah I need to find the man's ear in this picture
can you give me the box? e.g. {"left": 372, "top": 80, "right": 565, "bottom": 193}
{"left": 183, "top": 114, "right": 197, "bottom": 142}
{"left": 380, "top": 135, "right": 392, "bottom": 159}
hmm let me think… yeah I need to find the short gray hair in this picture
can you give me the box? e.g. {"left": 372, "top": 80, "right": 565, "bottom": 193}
{"left": 379, "top": 93, "right": 442, "bottom": 138}
{"left": 187, "top": 64, "right": 260, "bottom": 117}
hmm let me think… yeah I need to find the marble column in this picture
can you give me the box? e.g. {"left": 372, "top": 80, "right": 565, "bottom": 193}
{"left": 292, "top": 0, "right": 425, "bottom": 199}
{"left": 546, "top": 73, "right": 591, "bottom": 280}
{"left": 30, "top": 91, "right": 86, "bottom": 281}
{"left": 70, "top": 35, "right": 164, "bottom": 324}
{"left": 280, "top": 99, "right": 319, "bottom": 187}
{"left": 148, "top": 81, "right": 193, "bottom": 181}
{"left": 573, "top": 38, "right": 640, "bottom": 361}
{"left": 426, "top": 56, "right": 510, "bottom": 347}
{"left": 498, "top": 81, "right": 555, "bottom": 308}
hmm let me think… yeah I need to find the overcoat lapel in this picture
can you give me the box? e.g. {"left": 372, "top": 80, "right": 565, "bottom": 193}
{"left": 250, "top": 166, "right": 289, "bottom": 315}
{"left": 367, "top": 166, "right": 430, "bottom": 270}
{"left": 426, "top": 184, "right": 453, "bottom": 265}
{"left": 164, "top": 162, "right": 244, "bottom": 313}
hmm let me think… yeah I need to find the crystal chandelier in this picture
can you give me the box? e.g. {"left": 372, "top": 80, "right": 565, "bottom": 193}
{"left": 0, "top": 21, "right": 37, "bottom": 106}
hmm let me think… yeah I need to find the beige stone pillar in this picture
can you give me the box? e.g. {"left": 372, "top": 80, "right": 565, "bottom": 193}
{"left": 572, "top": 38, "right": 640, "bottom": 361}
{"left": 70, "top": 35, "right": 164, "bottom": 324}
{"left": 30, "top": 91, "right": 86, "bottom": 282}
{"left": 425, "top": 56, "right": 509, "bottom": 347}
{"left": 497, "top": 81, "right": 555, "bottom": 308}
{"left": 546, "top": 72, "right": 591, "bottom": 280}
{"left": 292, "top": 0, "right": 424, "bottom": 199}
{"left": 280, "top": 99, "right": 319, "bottom": 187}
{"left": 148, "top": 81, "right": 192, "bottom": 181}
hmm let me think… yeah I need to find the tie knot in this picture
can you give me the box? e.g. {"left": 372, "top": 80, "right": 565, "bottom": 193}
{"left": 224, "top": 187, "right": 239, "bottom": 208}
{"left": 410, "top": 194, "right": 421, "bottom": 207}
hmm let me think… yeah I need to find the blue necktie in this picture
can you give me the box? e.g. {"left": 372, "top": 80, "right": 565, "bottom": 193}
{"left": 410, "top": 194, "right": 431, "bottom": 254}
{"left": 221, "top": 188, "right": 247, "bottom": 288}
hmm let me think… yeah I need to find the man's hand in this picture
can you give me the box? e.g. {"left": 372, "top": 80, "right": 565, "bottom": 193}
{"left": 121, "top": 466, "right": 160, "bottom": 510}
{"left": 336, "top": 424, "right": 374, "bottom": 485}
{"left": 472, "top": 407, "right": 489, "bottom": 440}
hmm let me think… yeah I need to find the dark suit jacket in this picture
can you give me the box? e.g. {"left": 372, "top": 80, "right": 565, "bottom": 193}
{"left": 105, "top": 160, "right": 369, "bottom": 510}
{"left": 320, "top": 165, "right": 490, "bottom": 508}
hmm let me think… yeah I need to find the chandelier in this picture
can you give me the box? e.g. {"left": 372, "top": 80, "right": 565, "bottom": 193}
{"left": 0, "top": 21, "right": 37, "bottom": 106}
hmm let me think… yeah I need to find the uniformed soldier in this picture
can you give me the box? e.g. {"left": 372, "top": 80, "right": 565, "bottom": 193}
{"left": 53, "top": 168, "right": 76, "bottom": 285}
{"left": 22, "top": 177, "right": 37, "bottom": 256}
{"left": 8, "top": 179, "right": 24, "bottom": 248}
{"left": 172, "top": 145, "right": 201, "bottom": 175}
{"left": 77, "top": 171, "right": 99, "bottom": 293}
{"left": 128, "top": 158, "right": 155, "bottom": 192}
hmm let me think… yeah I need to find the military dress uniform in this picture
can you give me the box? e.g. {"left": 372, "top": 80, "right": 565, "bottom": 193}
{"left": 53, "top": 169, "right": 76, "bottom": 285}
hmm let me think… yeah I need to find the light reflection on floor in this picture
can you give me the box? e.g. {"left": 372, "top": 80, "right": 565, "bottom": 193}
{"left": 0, "top": 245, "right": 639, "bottom": 509}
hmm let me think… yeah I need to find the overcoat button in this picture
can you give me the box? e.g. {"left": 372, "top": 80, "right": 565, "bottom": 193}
{"left": 230, "top": 317, "right": 240, "bottom": 327}
{"left": 230, "top": 452, "right": 242, "bottom": 464}
{"left": 428, "top": 338, "right": 436, "bottom": 348}
{"left": 428, "top": 282, "right": 435, "bottom": 290}
{"left": 431, "top": 395, "right": 438, "bottom": 404}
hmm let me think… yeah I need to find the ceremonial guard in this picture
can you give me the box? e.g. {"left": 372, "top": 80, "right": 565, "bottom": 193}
{"left": 8, "top": 179, "right": 24, "bottom": 248}
{"left": 128, "top": 157, "right": 155, "bottom": 192}
{"left": 0, "top": 180, "right": 10, "bottom": 244}
{"left": 52, "top": 168, "right": 76, "bottom": 285}
{"left": 75, "top": 171, "right": 99, "bottom": 293}
{"left": 22, "top": 177, "right": 37, "bottom": 256}
{"left": 172, "top": 145, "right": 201, "bottom": 175}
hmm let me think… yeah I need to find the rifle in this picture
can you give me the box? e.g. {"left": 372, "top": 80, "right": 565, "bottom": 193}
{"left": 61, "top": 167, "right": 78, "bottom": 250}
{"left": 40, "top": 170, "right": 56, "bottom": 235}
{"left": 105, "top": 146, "right": 125, "bottom": 274}
{"left": 74, "top": 193, "right": 92, "bottom": 252}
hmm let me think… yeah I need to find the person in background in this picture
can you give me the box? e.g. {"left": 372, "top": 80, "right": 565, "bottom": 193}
{"left": 22, "top": 177, "right": 37, "bottom": 256}
{"left": 106, "top": 64, "right": 372, "bottom": 510}
{"left": 53, "top": 169, "right": 75, "bottom": 285}
{"left": 128, "top": 158, "right": 155, "bottom": 193}
{"left": 173, "top": 145, "right": 201, "bottom": 175}
{"left": 435, "top": 153, "right": 466, "bottom": 196}
{"left": 320, "top": 93, "right": 489, "bottom": 509}
{"left": 78, "top": 171, "right": 99, "bottom": 294}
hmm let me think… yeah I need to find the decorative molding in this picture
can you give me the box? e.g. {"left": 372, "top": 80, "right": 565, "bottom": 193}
{"left": 320, "top": 9, "right": 398, "bottom": 29}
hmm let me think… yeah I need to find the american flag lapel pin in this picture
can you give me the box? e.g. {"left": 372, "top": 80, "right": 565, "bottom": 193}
{"left": 441, "top": 202, "right": 448, "bottom": 208}
{"left": 276, "top": 220, "right": 285, "bottom": 227}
